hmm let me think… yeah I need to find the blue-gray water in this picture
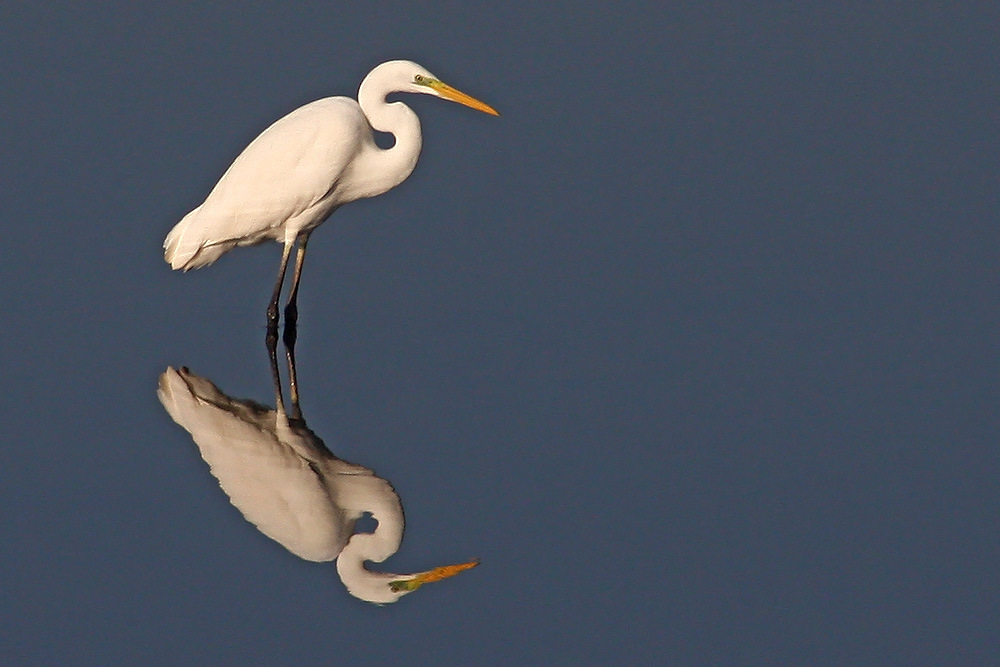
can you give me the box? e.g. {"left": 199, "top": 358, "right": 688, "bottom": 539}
{"left": 3, "top": 4, "right": 998, "bottom": 663}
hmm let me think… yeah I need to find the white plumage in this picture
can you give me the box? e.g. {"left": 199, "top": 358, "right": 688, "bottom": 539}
{"left": 163, "top": 60, "right": 498, "bottom": 326}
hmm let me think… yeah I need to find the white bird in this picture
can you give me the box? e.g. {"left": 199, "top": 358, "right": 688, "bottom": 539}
{"left": 158, "top": 366, "right": 478, "bottom": 604}
{"left": 163, "top": 60, "right": 499, "bottom": 330}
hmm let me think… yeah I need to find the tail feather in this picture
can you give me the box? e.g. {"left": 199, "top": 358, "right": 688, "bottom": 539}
{"left": 164, "top": 207, "right": 205, "bottom": 270}
{"left": 164, "top": 206, "right": 239, "bottom": 271}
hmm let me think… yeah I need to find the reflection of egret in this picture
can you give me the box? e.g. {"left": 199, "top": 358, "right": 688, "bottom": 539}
{"left": 163, "top": 59, "right": 499, "bottom": 334}
{"left": 157, "top": 366, "right": 477, "bottom": 603}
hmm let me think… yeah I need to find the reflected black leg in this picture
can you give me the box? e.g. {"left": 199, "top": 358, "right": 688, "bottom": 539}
{"left": 269, "top": 321, "right": 287, "bottom": 415}
{"left": 283, "top": 316, "right": 300, "bottom": 414}
{"left": 284, "top": 334, "right": 302, "bottom": 420}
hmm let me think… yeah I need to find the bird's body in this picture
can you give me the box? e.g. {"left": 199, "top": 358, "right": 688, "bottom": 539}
{"left": 164, "top": 95, "right": 416, "bottom": 271}
{"left": 163, "top": 60, "right": 498, "bottom": 331}
{"left": 165, "top": 98, "right": 371, "bottom": 270}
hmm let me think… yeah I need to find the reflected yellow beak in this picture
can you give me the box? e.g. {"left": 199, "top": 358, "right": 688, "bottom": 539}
{"left": 389, "top": 558, "right": 480, "bottom": 593}
{"left": 430, "top": 81, "right": 500, "bottom": 116}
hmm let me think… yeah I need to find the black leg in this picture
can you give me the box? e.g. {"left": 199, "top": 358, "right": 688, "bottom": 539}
{"left": 281, "top": 234, "right": 310, "bottom": 418}
{"left": 281, "top": 235, "right": 309, "bottom": 411}
{"left": 283, "top": 232, "right": 311, "bottom": 332}
{"left": 266, "top": 241, "right": 295, "bottom": 353}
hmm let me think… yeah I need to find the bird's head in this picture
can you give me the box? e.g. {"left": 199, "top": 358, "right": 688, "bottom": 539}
{"left": 368, "top": 60, "right": 500, "bottom": 116}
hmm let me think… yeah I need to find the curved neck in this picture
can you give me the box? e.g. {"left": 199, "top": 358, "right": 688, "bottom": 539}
{"left": 336, "top": 528, "right": 407, "bottom": 604}
{"left": 332, "top": 472, "right": 407, "bottom": 602}
{"left": 356, "top": 79, "right": 423, "bottom": 197}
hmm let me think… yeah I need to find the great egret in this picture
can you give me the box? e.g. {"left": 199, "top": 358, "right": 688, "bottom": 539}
{"left": 163, "top": 60, "right": 499, "bottom": 333}
{"left": 158, "top": 365, "right": 478, "bottom": 604}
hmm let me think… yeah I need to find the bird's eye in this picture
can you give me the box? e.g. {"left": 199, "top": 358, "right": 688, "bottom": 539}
{"left": 414, "top": 74, "right": 426, "bottom": 83}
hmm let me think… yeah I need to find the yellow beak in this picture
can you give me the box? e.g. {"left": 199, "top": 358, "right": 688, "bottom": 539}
{"left": 430, "top": 81, "right": 500, "bottom": 116}
{"left": 388, "top": 558, "right": 481, "bottom": 593}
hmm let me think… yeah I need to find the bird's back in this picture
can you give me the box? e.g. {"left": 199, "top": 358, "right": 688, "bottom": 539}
{"left": 164, "top": 97, "right": 373, "bottom": 270}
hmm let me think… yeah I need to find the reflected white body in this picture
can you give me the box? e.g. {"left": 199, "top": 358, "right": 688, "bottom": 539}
{"left": 158, "top": 367, "right": 472, "bottom": 603}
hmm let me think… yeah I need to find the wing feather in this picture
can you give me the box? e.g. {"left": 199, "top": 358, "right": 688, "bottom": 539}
{"left": 164, "top": 97, "right": 368, "bottom": 270}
